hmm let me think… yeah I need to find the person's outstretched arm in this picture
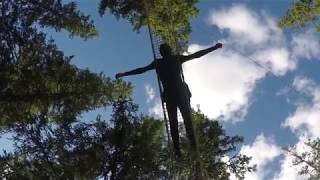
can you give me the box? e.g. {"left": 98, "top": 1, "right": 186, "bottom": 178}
{"left": 115, "top": 61, "right": 155, "bottom": 79}
{"left": 181, "top": 43, "right": 222, "bottom": 63}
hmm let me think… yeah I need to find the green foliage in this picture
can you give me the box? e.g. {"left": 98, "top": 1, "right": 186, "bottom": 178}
{"left": 0, "top": 100, "right": 254, "bottom": 179}
{"left": 171, "top": 110, "right": 256, "bottom": 179}
{"left": 98, "top": 0, "right": 199, "bottom": 51}
{"left": 0, "top": 1, "right": 253, "bottom": 179}
{"left": 0, "top": 99, "right": 166, "bottom": 180}
{"left": 286, "top": 138, "right": 320, "bottom": 179}
{"left": 1, "top": 0, "right": 96, "bottom": 66}
{"left": 279, "top": 0, "right": 320, "bottom": 32}
{"left": 0, "top": 32, "right": 131, "bottom": 128}
{"left": 1, "top": 0, "right": 97, "bottom": 40}
{"left": 103, "top": 99, "right": 166, "bottom": 179}
{"left": 0, "top": 0, "right": 131, "bottom": 129}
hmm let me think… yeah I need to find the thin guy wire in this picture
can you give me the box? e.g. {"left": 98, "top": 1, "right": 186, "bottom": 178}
{"left": 194, "top": 25, "right": 299, "bottom": 95}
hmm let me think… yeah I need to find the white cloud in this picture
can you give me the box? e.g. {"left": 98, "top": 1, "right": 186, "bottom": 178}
{"left": 148, "top": 5, "right": 319, "bottom": 124}
{"left": 184, "top": 45, "right": 264, "bottom": 122}
{"left": 283, "top": 106, "right": 320, "bottom": 138}
{"left": 145, "top": 84, "right": 155, "bottom": 103}
{"left": 148, "top": 97, "right": 164, "bottom": 118}
{"left": 240, "top": 134, "right": 281, "bottom": 180}
{"left": 291, "top": 30, "right": 320, "bottom": 60}
{"left": 226, "top": 134, "right": 311, "bottom": 180}
{"left": 144, "top": 84, "right": 164, "bottom": 118}
{"left": 182, "top": 3, "right": 320, "bottom": 180}
{"left": 184, "top": 4, "right": 294, "bottom": 122}
{"left": 275, "top": 76, "right": 320, "bottom": 180}
{"left": 273, "top": 137, "right": 309, "bottom": 180}
{"left": 185, "top": 4, "right": 320, "bottom": 122}
{"left": 252, "top": 47, "right": 294, "bottom": 76}
{"left": 283, "top": 76, "right": 320, "bottom": 138}
{"left": 145, "top": 85, "right": 187, "bottom": 122}
{"left": 144, "top": 4, "right": 320, "bottom": 178}
{"left": 209, "top": 5, "right": 283, "bottom": 45}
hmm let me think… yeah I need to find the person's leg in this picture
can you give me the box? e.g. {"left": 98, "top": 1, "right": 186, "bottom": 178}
{"left": 178, "top": 93, "right": 197, "bottom": 153}
{"left": 178, "top": 88, "right": 203, "bottom": 179}
{"left": 165, "top": 102, "right": 181, "bottom": 156}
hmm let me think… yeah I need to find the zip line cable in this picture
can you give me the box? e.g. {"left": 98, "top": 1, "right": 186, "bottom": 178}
{"left": 193, "top": 25, "right": 300, "bottom": 95}
{"left": 165, "top": 2, "right": 206, "bottom": 178}
{"left": 143, "top": 4, "right": 300, "bottom": 179}
{"left": 146, "top": 25, "right": 172, "bottom": 147}
{"left": 143, "top": 1, "right": 176, "bottom": 179}
{"left": 226, "top": 43, "right": 300, "bottom": 95}
{"left": 143, "top": 1, "right": 206, "bottom": 179}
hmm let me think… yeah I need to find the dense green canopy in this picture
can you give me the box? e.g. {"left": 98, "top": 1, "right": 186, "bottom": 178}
{"left": 0, "top": 99, "right": 254, "bottom": 179}
{"left": 1, "top": 1, "right": 254, "bottom": 179}
{"left": 0, "top": 0, "right": 131, "bottom": 129}
{"left": 279, "top": 0, "right": 320, "bottom": 32}
{"left": 99, "top": 0, "right": 199, "bottom": 51}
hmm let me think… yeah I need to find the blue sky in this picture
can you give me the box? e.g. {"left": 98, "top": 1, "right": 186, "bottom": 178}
{"left": 2, "top": 0, "right": 320, "bottom": 179}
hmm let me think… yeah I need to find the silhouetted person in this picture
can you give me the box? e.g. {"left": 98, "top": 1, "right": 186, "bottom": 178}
{"left": 116, "top": 43, "right": 222, "bottom": 156}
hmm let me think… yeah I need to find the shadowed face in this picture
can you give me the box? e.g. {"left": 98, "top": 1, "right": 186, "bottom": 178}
{"left": 160, "top": 43, "right": 172, "bottom": 58}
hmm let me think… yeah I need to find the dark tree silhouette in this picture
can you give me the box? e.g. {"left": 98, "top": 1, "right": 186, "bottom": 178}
{"left": 0, "top": 0, "right": 131, "bottom": 128}
{"left": 0, "top": 99, "right": 165, "bottom": 179}
{"left": 98, "top": 0, "right": 199, "bottom": 51}
{"left": 0, "top": 99, "right": 255, "bottom": 179}
{"left": 285, "top": 138, "right": 320, "bottom": 179}
{"left": 0, "top": 1, "right": 254, "bottom": 179}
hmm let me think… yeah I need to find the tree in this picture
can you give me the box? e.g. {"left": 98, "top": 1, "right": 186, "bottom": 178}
{"left": 98, "top": 0, "right": 199, "bottom": 51}
{"left": 0, "top": 99, "right": 255, "bottom": 179}
{"left": 1, "top": 0, "right": 96, "bottom": 63}
{"left": 169, "top": 110, "right": 256, "bottom": 179}
{"left": 0, "top": 0, "right": 131, "bottom": 129}
{"left": 279, "top": 0, "right": 320, "bottom": 32}
{"left": 0, "top": 99, "right": 167, "bottom": 179}
{"left": 286, "top": 138, "right": 320, "bottom": 179}
{"left": 1, "top": 1, "right": 254, "bottom": 179}
{"left": 100, "top": 99, "right": 166, "bottom": 179}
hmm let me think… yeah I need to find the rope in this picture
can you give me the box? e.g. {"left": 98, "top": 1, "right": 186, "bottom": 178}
{"left": 164, "top": 0, "right": 205, "bottom": 179}
{"left": 143, "top": 1, "right": 175, "bottom": 179}
{"left": 147, "top": 26, "right": 171, "bottom": 145}
{"left": 144, "top": 1, "right": 206, "bottom": 179}
{"left": 146, "top": 26, "right": 173, "bottom": 151}
{"left": 225, "top": 42, "right": 299, "bottom": 95}
{"left": 191, "top": 25, "right": 299, "bottom": 95}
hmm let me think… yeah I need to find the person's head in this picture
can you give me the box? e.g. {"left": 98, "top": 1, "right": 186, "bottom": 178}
{"left": 160, "top": 43, "right": 172, "bottom": 57}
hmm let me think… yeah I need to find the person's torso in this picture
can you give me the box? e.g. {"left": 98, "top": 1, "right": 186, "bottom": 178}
{"left": 155, "top": 55, "right": 184, "bottom": 92}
